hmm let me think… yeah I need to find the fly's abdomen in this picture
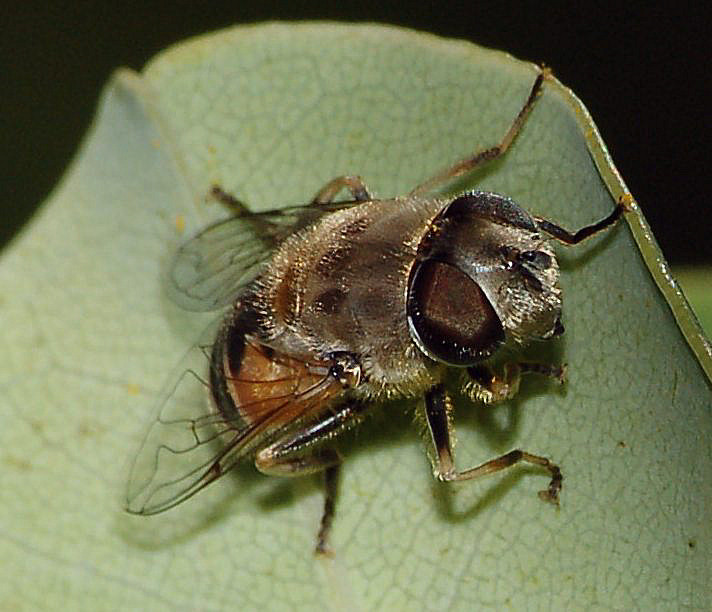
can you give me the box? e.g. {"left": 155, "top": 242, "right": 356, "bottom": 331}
{"left": 211, "top": 307, "right": 353, "bottom": 436}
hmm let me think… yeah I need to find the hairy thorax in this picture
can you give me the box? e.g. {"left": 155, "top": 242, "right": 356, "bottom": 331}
{"left": 252, "top": 196, "right": 446, "bottom": 397}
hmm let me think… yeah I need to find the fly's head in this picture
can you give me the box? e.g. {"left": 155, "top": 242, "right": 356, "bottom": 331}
{"left": 406, "top": 191, "right": 564, "bottom": 367}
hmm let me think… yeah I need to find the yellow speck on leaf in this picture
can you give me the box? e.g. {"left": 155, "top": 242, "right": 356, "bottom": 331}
{"left": 174, "top": 215, "right": 185, "bottom": 234}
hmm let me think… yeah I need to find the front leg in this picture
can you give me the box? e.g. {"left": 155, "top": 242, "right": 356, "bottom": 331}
{"left": 409, "top": 67, "right": 550, "bottom": 196}
{"left": 423, "top": 384, "right": 562, "bottom": 504}
{"left": 465, "top": 361, "right": 567, "bottom": 404}
{"left": 255, "top": 399, "right": 370, "bottom": 555}
{"left": 534, "top": 196, "right": 627, "bottom": 245}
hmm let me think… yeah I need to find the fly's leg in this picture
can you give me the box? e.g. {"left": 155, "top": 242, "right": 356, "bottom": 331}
{"left": 210, "top": 175, "right": 373, "bottom": 241}
{"left": 258, "top": 448, "right": 341, "bottom": 556}
{"left": 465, "top": 362, "right": 567, "bottom": 404}
{"left": 311, "top": 175, "right": 373, "bottom": 204}
{"left": 211, "top": 175, "right": 373, "bottom": 213}
{"left": 409, "top": 67, "right": 551, "bottom": 196}
{"left": 208, "top": 184, "right": 290, "bottom": 243}
{"left": 320, "top": 463, "right": 339, "bottom": 555}
{"left": 207, "top": 177, "right": 369, "bottom": 249}
{"left": 254, "top": 399, "right": 370, "bottom": 555}
{"left": 534, "top": 196, "right": 628, "bottom": 244}
{"left": 210, "top": 184, "right": 252, "bottom": 215}
{"left": 423, "top": 384, "right": 562, "bottom": 504}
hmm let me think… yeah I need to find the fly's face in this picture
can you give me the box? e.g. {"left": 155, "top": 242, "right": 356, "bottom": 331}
{"left": 126, "top": 67, "right": 627, "bottom": 555}
{"left": 407, "top": 191, "right": 563, "bottom": 368}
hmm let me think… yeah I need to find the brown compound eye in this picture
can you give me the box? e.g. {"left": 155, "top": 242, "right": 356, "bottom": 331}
{"left": 407, "top": 259, "right": 504, "bottom": 366}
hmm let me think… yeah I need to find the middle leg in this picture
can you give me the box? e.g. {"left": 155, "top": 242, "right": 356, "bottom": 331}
{"left": 311, "top": 175, "right": 373, "bottom": 204}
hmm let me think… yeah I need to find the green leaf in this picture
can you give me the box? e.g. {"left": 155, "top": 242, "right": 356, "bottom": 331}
{"left": 1, "top": 23, "right": 710, "bottom": 610}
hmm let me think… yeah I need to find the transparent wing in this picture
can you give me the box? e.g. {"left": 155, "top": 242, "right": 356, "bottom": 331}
{"left": 169, "top": 215, "right": 277, "bottom": 312}
{"left": 125, "top": 325, "right": 342, "bottom": 515}
{"left": 170, "top": 201, "right": 360, "bottom": 312}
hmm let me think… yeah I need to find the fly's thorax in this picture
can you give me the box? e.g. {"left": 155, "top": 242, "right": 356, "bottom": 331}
{"left": 253, "top": 197, "right": 445, "bottom": 389}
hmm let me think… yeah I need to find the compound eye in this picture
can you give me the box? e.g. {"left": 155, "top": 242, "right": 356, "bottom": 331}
{"left": 407, "top": 259, "right": 504, "bottom": 365}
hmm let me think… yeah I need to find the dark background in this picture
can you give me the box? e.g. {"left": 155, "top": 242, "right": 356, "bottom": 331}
{"left": 2, "top": 4, "right": 708, "bottom": 264}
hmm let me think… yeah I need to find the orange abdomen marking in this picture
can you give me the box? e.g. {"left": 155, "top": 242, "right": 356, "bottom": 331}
{"left": 223, "top": 338, "right": 344, "bottom": 430}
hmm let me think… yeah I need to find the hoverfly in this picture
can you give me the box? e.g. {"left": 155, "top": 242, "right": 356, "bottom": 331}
{"left": 126, "top": 67, "right": 626, "bottom": 554}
